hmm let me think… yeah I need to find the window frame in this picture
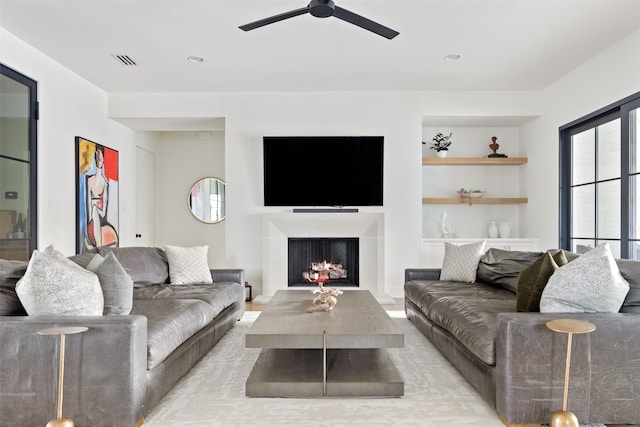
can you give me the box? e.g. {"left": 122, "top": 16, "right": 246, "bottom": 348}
{"left": 0, "top": 63, "right": 38, "bottom": 257}
{"left": 559, "top": 91, "right": 640, "bottom": 258}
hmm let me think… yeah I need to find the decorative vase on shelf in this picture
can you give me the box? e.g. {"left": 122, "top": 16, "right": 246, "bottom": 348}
{"left": 487, "top": 221, "right": 499, "bottom": 238}
{"left": 498, "top": 222, "right": 512, "bottom": 238}
{"left": 435, "top": 150, "right": 448, "bottom": 158}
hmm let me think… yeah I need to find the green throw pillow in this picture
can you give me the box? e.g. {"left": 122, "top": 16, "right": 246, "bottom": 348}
{"left": 516, "top": 251, "right": 568, "bottom": 312}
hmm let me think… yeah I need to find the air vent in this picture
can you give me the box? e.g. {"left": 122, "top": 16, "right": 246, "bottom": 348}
{"left": 111, "top": 54, "right": 138, "bottom": 66}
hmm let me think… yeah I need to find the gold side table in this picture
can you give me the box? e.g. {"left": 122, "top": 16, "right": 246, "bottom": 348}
{"left": 37, "top": 326, "right": 88, "bottom": 427}
{"left": 546, "top": 319, "right": 596, "bottom": 427}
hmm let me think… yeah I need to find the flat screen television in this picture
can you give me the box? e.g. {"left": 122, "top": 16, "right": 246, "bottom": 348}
{"left": 263, "top": 136, "right": 384, "bottom": 207}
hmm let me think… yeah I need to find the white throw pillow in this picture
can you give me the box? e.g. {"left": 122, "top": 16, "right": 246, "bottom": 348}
{"left": 86, "top": 253, "right": 133, "bottom": 315}
{"left": 540, "top": 242, "right": 629, "bottom": 313}
{"left": 16, "top": 245, "right": 103, "bottom": 315}
{"left": 440, "top": 240, "right": 486, "bottom": 283}
{"left": 164, "top": 245, "right": 213, "bottom": 285}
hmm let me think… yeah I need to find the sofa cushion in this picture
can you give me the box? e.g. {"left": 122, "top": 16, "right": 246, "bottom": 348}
{"left": 616, "top": 258, "right": 640, "bottom": 307}
{"left": 516, "top": 250, "right": 568, "bottom": 312}
{"left": 440, "top": 240, "right": 486, "bottom": 283}
{"left": 0, "top": 259, "right": 28, "bottom": 315}
{"left": 130, "top": 298, "right": 216, "bottom": 369}
{"left": 164, "top": 245, "right": 213, "bottom": 285}
{"left": 540, "top": 242, "right": 629, "bottom": 313}
{"left": 86, "top": 253, "right": 134, "bottom": 315}
{"left": 477, "top": 248, "right": 543, "bottom": 293}
{"left": 404, "top": 279, "right": 515, "bottom": 365}
{"left": 133, "top": 281, "right": 244, "bottom": 318}
{"left": 68, "top": 251, "right": 98, "bottom": 269}
{"left": 16, "top": 246, "right": 103, "bottom": 316}
{"left": 97, "top": 246, "right": 169, "bottom": 286}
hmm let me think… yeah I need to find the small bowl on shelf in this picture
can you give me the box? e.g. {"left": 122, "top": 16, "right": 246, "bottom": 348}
{"left": 457, "top": 189, "right": 486, "bottom": 198}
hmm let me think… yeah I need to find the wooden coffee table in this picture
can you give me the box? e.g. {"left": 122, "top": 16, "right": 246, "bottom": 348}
{"left": 245, "top": 289, "right": 404, "bottom": 397}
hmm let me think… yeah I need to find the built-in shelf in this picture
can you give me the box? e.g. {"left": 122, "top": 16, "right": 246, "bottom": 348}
{"left": 422, "top": 156, "right": 528, "bottom": 205}
{"left": 422, "top": 197, "right": 528, "bottom": 205}
{"left": 422, "top": 157, "right": 527, "bottom": 165}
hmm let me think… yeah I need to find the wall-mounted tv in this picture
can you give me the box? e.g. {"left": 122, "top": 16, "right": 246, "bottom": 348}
{"left": 263, "top": 136, "right": 384, "bottom": 207}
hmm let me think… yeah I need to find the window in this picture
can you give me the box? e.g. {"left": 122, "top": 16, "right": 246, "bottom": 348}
{"left": 0, "top": 64, "right": 38, "bottom": 261}
{"left": 560, "top": 92, "right": 640, "bottom": 259}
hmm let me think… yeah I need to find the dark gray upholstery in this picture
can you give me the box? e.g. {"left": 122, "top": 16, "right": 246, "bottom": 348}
{"left": 0, "top": 316, "right": 147, "bottom": 427}
{"left": 476, "top": 248, "right": 543, "bottom": 293}
{"left": 405, "top": 250, "right": 640, "bottom": 425}
{"left": 0, "top": 246, "right": 245, "bottom": 427}
{"left": 405, "top": 280, "right": 514, "bottom": 364}
{"left": 97, "top": 246, "right": 170, "bottom": 286}
{"left": 496, "top": 312, "right": 640, "bottom": 424}
{"left": 133, "top": 280, "right": 245, "bottom": 318}
{"left": 0, "top": 259, "right": 28, "bottom": 315}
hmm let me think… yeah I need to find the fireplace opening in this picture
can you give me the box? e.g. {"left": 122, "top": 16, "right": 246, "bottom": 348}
{"left": 287, "top": 237, "right": 359, "bottom": 287}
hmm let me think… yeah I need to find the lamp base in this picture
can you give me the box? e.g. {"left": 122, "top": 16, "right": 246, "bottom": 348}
{"left": 550, "top": 410, "right": 579, "bottom": 427}
{"left": 46, "top": 417, "right": 74, "bottom": 427}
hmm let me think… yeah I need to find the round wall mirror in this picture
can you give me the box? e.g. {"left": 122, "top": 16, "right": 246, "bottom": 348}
{"left": 188, "top": 177, "right": 226, "bottom": 223}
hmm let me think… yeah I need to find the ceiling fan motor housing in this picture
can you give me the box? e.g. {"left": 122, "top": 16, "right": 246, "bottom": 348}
{"left": 309, "top": 0, "right": 336, "bottom": 18}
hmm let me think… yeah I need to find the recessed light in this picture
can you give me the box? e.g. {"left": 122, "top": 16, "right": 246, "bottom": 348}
{"left": 188, "top": 56, "right": 205, "bottom": 63}
{"left": 444, "top": 54, "right": 461, "bottom": 61}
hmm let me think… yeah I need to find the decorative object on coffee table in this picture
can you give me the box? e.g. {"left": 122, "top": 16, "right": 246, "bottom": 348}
{"left": 545, "top": 319, "right": 596, "bottom": 427}
{"left": 307, "top": 282, "right": 344, "bottom": 312}
{"left": 37, "top": 326, "right": 88, "bottom": 427}
{"left": 488, "top": 136, "right": 508, "bottom": 158}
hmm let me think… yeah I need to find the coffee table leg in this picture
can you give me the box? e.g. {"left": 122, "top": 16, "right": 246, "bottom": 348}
{"left": 323, "top": 330, "right": 327, "bottom": 397}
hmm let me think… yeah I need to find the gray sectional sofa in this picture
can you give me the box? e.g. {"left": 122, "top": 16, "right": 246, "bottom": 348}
{"left": 0, "top": 246, "right": 245, "bottom": 427}
{"left": 404, "top": 247, "right": 640, "bottom": 426}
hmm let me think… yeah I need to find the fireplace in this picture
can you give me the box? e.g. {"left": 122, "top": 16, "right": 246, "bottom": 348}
{"left": 288, "top": 238, "right": 359, "bottom": 287}
{"left": 260, "top": 212, "right": 391, "bottom": 304}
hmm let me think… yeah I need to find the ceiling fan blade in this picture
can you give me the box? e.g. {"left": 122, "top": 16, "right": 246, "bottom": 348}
{"left": 239, "top": 7, "right": 309, "bottom": 31}
{"left": 333, "top": 6, "right": 399, "bottom": 39}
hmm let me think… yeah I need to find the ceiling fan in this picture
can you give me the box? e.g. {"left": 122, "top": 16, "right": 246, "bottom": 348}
{"left": 239, "top": 0, "right": 399, "bottom": 40}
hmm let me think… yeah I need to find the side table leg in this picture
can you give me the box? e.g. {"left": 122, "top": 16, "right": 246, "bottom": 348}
{"left": 323, "top": 330, "right": 327, "bottom": 397}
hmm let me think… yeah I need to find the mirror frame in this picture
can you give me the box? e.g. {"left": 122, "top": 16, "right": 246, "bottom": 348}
{"left": 187, "top": 177, "right": 226, "bottom": 224}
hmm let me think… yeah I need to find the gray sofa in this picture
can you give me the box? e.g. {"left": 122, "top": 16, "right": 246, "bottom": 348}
{"left": 404, "top": 248, "right": 640, "bottom": 426}
{"left": 0, "top": 246, "right": 245, "bottom": 427}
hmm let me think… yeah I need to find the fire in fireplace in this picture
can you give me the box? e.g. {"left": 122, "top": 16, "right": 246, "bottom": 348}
{"left": 287, "top": 237, "right": 359, "bottom": 287}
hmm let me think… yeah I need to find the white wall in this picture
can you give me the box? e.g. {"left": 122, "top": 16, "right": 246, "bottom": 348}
{"left": 0, "top": 28, "right": 154, "bottom": 255}
{"left": 109, "top": 91, "right": 542, "bottom": 297}
{"left": 3, "top": 23, "right": 638, "bottom": 297}
{"left": 154, "top": 131, "right": 226, "bottom": 267}
{"left": 521, "top": 28, "right": 640, "bottom": 250}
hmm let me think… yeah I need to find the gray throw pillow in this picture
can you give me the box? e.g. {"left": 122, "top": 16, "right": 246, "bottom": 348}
{"left": 516, "top": 250, "right": 568, "bottom": 312}
{"left": 540, "top": 243, "right": 629, "bottom": 313}
{"left": 86, "top": 252, "right": 133, "bottom": 315}
{"left": 16, "top": 246, "right": 103, "bottom": 316}
{"left": 97, "top": 246, "right": 169, "bottom": 286}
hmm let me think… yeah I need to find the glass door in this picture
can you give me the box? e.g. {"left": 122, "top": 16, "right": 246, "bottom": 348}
{"left": 0, "top": 64, "right": 37, "bottom": 261}
{"left": 628, "top": 102, "right": 640, "bottom": 258}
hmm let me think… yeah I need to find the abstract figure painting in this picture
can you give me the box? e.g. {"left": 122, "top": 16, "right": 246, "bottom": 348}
{"left": 76, "top": 137, "right": 119, "bottom": 253}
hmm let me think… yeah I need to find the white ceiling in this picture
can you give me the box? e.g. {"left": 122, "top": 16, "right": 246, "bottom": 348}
{"left": 1, "top": 0, "right": 639, "bottom": 94}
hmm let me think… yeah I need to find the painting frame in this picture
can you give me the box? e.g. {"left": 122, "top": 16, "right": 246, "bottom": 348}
{"left": 75, "top": 136, "right": 119, "bottom": 253}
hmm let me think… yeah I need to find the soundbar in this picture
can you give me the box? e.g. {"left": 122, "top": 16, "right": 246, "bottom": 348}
{"left": 292, "top": 208, "right": 359, "bottom": 213}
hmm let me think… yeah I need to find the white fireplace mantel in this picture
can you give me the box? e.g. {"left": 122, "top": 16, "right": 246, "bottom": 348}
{"left": 258, "top": 212, "right": 391, "bottom": 304}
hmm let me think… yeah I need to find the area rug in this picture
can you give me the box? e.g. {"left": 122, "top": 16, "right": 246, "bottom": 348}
{"left": 144, "top": 312, "right": 604, "bottom": 427}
